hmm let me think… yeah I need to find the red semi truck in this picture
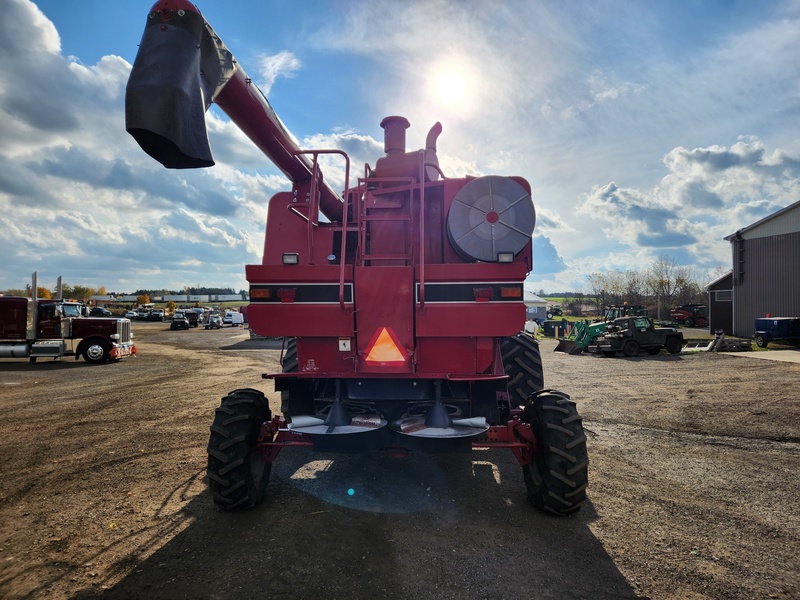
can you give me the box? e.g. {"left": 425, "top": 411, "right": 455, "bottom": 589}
{"left": 126, "top": 0, "right": 588, "bottom": 514}
{"left": 0, "top": 274, "right": 136, "bottom": 364}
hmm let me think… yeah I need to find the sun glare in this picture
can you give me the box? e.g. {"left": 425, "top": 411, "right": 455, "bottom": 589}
{"left": 437, "top": 69, "right": 466, "bottom": 106}
{"left": 428, "top": 59, "right": 477, "bottom": 118}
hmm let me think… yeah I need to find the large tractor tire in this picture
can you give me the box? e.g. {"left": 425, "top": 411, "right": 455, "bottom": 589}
{"left": 280, "top": 338, "right": 315, "bottom": 419}
{"left": 522, "top": 390, "right": 588, "bottom": 515}
{"left": 207, "top": 388, "right": 272, "bottom": 509}
{"left": 501, "top": 332, "right": 544, "bottom": 407}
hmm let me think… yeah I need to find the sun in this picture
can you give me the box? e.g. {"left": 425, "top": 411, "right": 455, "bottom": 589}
{"left": 436, "top": 69, "right": 466, "bottom": 107}
{"left": 428, "top": 59, "right": 477, "bottom": 117}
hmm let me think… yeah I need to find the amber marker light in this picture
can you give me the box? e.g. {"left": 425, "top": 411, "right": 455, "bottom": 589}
{"left": 500, "top": 287, "right": 522, "bottom": 298}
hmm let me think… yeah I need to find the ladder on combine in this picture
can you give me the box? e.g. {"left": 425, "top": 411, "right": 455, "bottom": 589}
{"left": 356, "top": 175, "right": 416, "bottom": 266}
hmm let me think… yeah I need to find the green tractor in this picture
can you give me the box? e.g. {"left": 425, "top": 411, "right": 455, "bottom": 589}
{"left": 555, "top": 304, "right": 647, "bottom": 355}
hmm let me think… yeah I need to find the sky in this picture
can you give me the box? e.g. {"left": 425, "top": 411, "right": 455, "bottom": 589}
{"left": 1, "top": 0, "right": 799, "bottom": 295}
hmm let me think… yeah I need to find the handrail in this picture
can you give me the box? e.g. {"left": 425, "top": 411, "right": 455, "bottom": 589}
{"left": 337, "top": 153, "right": 352, "bottom": 308}
{"left": 418, "top": 151, "right": 426, "bottom": 308}
{"left": 287, "top": 205, "right": 319, "bottom": 225}
{"left": 356, "top": 175, "right": 414, "bottom": 266}
{"left": 424, "top": 161, "right": 447, "bottom": 180}
{"left": 293, "top": 150, "right": 350, "bottom": 305}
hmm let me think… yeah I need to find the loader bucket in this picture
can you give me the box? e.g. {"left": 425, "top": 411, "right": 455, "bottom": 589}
{"left": 554, "top": 339, "right": 583, "bottom": 354}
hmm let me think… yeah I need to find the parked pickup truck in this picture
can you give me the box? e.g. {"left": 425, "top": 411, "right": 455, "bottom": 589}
{"left": 597, "top": 316, "right": 684, "bottom": 357}
{"left": 184, "top": 311, "right": 199, "bottom": 327}
{"left": 174, "top": 309, "right": 200, "bottom": 328}
{"left": 224, "top": 311, "right": 244, "bottom": 326}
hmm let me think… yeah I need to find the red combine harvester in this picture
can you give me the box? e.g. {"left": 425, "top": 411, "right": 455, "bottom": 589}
{"left": 126, "top": 0, "right": 588, "bottom": 514}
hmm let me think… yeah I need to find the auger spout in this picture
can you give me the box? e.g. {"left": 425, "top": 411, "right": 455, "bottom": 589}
{"left": 125, "top": 0, "right": 343, "bottom": 221}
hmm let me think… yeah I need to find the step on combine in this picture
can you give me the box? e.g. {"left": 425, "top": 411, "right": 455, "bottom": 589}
{"left": 126, "top": 0, "right": 588, "bottom": 514}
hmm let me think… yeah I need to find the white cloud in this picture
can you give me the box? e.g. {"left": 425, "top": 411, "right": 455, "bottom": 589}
{"left": 0, "top": 0, "right": 289, "bottom": 292}
{"left": 256, "top": 51, "right": 301, "bottom": 93}
{"left": 575, "top": 137, "right": 800, "bottom": 275}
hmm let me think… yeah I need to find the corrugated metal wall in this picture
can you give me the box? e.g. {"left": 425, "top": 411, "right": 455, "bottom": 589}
{"left": 742, "top": 202, "right": 800, "bottom": 239}
{"left": 732, "top": 231, "right": 800, "bottom": 338}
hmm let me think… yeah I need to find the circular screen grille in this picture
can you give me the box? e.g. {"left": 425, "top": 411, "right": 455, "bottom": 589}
{"left": 446, "top": 176, "right": 535, "bottom": 262}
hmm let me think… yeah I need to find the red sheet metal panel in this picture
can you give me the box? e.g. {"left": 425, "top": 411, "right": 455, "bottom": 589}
{"left": 246, "top": 264, "right": 352, "bottom": 283}
{"left": 421, "top": 262, "right": 527, "bottom": 282}
{"left": 355, "top": 266, "right": 414, "bottom": 373}
{"left": 416, "top": 337, "right": 476, "bottom": 374}
{"left": 416, "top": 303, "right": 524, "bottom": 337}
{"left": 248, "top": 304, "right": 352, "bottom": 337}
{"left": 293, "top": 337, "right": 357, "bottom": 375}
{"left": 415, "top": 262, "right": 526, "bottom": 338}
{"left": 246, "top": 264, "right": 354, "bottom": 338}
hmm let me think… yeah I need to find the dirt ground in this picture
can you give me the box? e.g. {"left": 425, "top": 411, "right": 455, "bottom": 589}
{"left": 0, "top": 322, "right": 798, "bottom": 600}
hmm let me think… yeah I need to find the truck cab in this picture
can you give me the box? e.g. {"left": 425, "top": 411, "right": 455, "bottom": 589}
{"left": 35, "top": 301, "right": 77, "bottom": 338}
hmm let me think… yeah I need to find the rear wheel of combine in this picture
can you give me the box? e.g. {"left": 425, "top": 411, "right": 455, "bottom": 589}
{"left": 522, "top": 390, "right": 588, "bottom": 515}
{"left": 665, "top": 337, "right": 682, "bottom": 354}
{"left": 685, "top": 317, "right": 694, "bottom": 327}
{"left": 501, "top": 332, "right": 544, "bottom": 407}
{"left": 207, "top": 388, "right": 272, "bottom": 510}
{"left": 622, "top": 340, "right": 639, "bottom": 357}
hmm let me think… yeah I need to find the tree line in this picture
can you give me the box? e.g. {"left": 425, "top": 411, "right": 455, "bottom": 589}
{"left": 0, "top": 284, "right": 244, "bottom": 302}
{"left": 0, "top": 283, "right": 108, "bottom": 301}
{"left": 581, "top": 254, "right": 726, "bottom": 318}
{"left": 133, "top": 286, "right": 239, "bottom": 297}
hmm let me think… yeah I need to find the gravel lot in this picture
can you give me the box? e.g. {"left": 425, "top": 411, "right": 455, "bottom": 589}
{"left": 0, "top": 322, "right": 798, "bottom": 599}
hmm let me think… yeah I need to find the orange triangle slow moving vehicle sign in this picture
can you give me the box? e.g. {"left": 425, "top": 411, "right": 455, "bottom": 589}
{"left": 364, "top": 327, "right": 407, "bottom": 366}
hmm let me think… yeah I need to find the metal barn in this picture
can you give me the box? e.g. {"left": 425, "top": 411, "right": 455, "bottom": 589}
{"left": 723, "top": 199, "right": 800, "bottom": 339}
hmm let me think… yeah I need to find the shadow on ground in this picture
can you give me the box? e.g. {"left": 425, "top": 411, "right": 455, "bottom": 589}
{"left": 67, "top": 449, "right": 639, "bottom": 600}
{"left": 219, "top": 337, "right": 284, "bottom": 351}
